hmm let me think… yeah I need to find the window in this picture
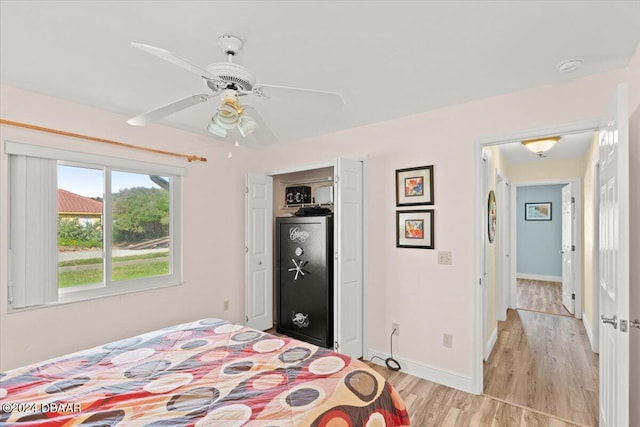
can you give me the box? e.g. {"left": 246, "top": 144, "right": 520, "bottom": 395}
{"left": 7, "top": 142, "right": 183, "bottom": 310}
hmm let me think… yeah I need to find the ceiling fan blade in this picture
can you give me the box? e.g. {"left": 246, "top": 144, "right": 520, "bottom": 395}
{"left": 131, "top": 42, "right": 218, "bottom": 80}
{"left": 253, "top": 84, "right": 345, "bottom": 106}
{"left": 243, "top": 105, "right": 278, "bottom": 145}
{"left": 127, "top": 94, "right": 212, "bottom": 126}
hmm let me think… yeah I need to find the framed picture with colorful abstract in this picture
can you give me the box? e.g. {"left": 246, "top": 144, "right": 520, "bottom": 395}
{"left": 396, "top": 209, "right": 435, "bottom": 249}
{"left": 395, "top": 165, "right": 434, "bottom": 206}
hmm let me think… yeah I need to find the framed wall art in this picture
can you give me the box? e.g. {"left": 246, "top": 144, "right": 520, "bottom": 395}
{"left": 396, "top": 209, "right": 435, "bottom": 249}
{"left": 525, "top": 202, "right": 552, "bottom": 221}
{"left": 395, "top": 165, "right": 434, "bottom": 206}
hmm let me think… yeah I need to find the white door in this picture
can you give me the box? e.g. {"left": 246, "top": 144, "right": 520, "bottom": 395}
{"left": 561, "top": 183, "right": 575, "bottom": 315}
{"left": 334, "top": 158, "right": 364, "bottom": 358}
{"left": 245, "top": 174, "right": 273, "bottom": 330}
{"left": 481, "top": 151, "right": 489, "bottom": 360}
{"left": 598, "top": 83, "right": 629, "bottom": 427}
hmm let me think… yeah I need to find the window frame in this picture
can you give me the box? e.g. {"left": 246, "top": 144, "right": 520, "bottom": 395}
{"left": 6, "top": 141, "right": 184, "bottom": 310}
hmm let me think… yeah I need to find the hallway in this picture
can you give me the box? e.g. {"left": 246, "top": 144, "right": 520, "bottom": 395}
{"left": 484, "top": 309, "right": 598, "bottom": 426}
{"left": 517, "top": 278, "right": 571, "bottom": 317}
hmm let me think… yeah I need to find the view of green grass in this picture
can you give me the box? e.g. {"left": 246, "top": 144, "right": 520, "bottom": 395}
{"left": 58, "top": 251, "right": 168, "bottom": 267}
{"left": 58, "top": 254, "right": 170, "bottom": 288}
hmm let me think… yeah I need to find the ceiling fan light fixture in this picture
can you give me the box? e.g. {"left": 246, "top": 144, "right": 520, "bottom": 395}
{"left": 522, "top": 136, "right": 560, "bottom": 157}
{"left": 207, "top": 116, "right": 227, "bottom": 137}
{"left": 215, "top": 112, "right": 239, "bottom": 129}
{"left": 238, "top": 114, "right": 258, "bottom": 137}
{"left": 213, "top": 97, "right": 245, "bottom": 129}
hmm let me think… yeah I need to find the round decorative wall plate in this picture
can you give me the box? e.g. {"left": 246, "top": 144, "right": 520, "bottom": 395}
{"left": 488, "top": 190, "right": 496, "bottom": 243}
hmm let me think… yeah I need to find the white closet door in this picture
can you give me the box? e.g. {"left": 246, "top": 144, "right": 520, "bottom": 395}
{"left": 245, "top": 174, "right": 273, "bottom": 330}
{"left": 334, "top": 158, "right": 363, "bottom": 358}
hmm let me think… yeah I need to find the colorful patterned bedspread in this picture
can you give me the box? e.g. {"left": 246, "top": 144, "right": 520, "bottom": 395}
{"left": 0, "top": 319, "right": 410, "bottom": 426}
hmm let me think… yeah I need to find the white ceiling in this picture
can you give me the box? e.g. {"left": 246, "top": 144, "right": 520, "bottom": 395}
{"left": 1, "top": 1, "right": 639, "bottom": 146}
{"left": 499, "top": 131, "right": 595, "bottom": 164}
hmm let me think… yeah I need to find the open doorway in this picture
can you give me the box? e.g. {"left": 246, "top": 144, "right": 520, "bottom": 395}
{"left": 514, "top": 181, "right": 577, "bottom": 318}
{"left": 476, "top": 125, "right": 601, "bottom": 425}
{"left": 245, "top": 158, "right": 366, "bottom": 359}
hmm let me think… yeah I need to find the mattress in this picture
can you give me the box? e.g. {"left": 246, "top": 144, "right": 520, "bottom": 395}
{"left": 0, "top": 318, "right": 410, "bottom": 426}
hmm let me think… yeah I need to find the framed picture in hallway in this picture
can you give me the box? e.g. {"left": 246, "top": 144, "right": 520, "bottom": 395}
{"left": 525, "top": 202, "right": 552, "bottom": 221}
{"left": 395, "top": 165, "right": 434, "bottom": 206}
{"left": 396, "top": 209, "right": 435, "bottom": 249}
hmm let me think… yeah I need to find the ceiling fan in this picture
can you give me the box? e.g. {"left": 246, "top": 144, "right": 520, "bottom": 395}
{"left": 126, "top": 35, "right": 345, "bottom": 146}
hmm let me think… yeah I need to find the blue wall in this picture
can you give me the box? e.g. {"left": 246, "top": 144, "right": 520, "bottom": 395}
{"left": 516, "top": 184, "right": 565, "bottom": 277}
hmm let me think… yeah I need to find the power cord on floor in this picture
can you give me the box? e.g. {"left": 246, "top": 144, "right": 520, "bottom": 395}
{"left": 371, "top": 328, "right": 401, "bottom": 371}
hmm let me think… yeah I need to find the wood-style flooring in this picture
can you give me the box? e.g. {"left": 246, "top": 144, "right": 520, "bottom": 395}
{"left": 274, "top": 328, "right": 579, "bottom": 424}
{"left": 367, "top": 361, "right": 583, "bottom": 426}
{"left": 483, "top": 309, "right": 598, "bottom": 426}
{"left": 517, "top": 279, "right": 571, "bottom": 316}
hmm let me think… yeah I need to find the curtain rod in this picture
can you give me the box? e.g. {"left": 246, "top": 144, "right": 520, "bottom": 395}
{"left": 0, "top": 118, "right": 207, "bottom": 162}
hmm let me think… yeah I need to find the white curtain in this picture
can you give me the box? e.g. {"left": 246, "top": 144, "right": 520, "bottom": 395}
{"left": 9, "top": 154, "right": 58, "bottom": 308}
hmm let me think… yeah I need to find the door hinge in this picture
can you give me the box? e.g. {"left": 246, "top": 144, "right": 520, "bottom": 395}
{"left": 571, "top": 292, "right": 576, "bottom": 300}
{"left": 244, "top": 186, "right": 249, "bottom": 194}
{"left": 334, "top": 341, "right": 339, "bottom": 350}
{"left": 334, "top": 176, "right": 340, "bottom": 184}
{"left": 571, "top": 196, "right": 575, "bottom": 203}
{"left": 245, "top": 246, "right": 249, "bottom": 253}
{"left": 571, "top": 245, "right": 576, "bottom": 251}
{"left": 245, "top": 316, "right": 249, "bottom": 322}
{"left": 620, "top": 319, "right": 628, "bottom": 333}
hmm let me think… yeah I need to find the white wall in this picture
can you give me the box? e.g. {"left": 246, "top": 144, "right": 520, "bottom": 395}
{"left": 0, "top": 67, "right": 629, "bottom": 393}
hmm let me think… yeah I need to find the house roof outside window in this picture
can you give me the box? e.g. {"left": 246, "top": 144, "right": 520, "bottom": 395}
{"left": 57, "top": 189, "right": 102, "bottom": 215}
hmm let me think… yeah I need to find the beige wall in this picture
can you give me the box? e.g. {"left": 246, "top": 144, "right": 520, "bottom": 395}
{"left": 0, "top": 66, "right": 628, "bottom": 394}
{"left": 508, "top": 157, "right": 586, "bottom": 183}
{"left": 581, "top": 133, "right": 600, "bottom": 340}
{"left": 484, "top": 145, "right": 511, "bottom": 352}
{"left": 627, "top": 41, "right": 640, "bottom": 427}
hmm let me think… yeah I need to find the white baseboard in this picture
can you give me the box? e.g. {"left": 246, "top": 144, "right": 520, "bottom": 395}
{"left": 582, "top": 312, "right": 597, "bottom": 353}
{"left": 485, "top": 327, "right": 498, "bottom": 361}
{"left": 367, "top": 349, "right": 473, "bottom": 394}
{"left": 516, "top": 273, "right": 562, "bottom": 282}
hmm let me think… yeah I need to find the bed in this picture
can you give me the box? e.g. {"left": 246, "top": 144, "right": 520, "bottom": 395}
{"left": 0, "top": 318, "right": 410, "bottom": 426}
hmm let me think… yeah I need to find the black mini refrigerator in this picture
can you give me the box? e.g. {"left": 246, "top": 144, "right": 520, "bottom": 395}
{"left": 276, "top": 216, "right": 333, "bottom": 348}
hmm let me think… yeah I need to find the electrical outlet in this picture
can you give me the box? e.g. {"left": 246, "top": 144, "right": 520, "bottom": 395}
{"left": 438, "top": 251, "right": 453, "bottom": 265}
{"left": 223, "top": 300, "right": 229, "bottom": 311}
{"left": 443, "top": 333, "right": 453, "bottom": 348}
{"left": 392, "top": 323, "right": 400, "bottom": 337}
